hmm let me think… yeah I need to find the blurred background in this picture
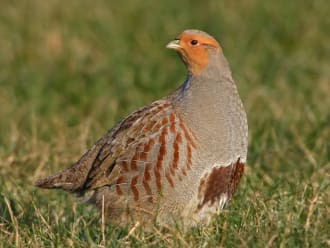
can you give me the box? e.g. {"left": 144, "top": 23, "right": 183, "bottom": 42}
{"left": 0, "top": 0, "right": 329, "bottom": 246}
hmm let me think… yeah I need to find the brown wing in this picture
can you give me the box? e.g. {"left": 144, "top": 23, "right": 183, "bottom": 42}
{"left": 35, "top": 100, "right": 172, "bottom": 191}
{"left": 36, "top": 98, "right": 198, "bottom": 204}
{"left": 81, "top": 99, "right": 197, "bottom": 203}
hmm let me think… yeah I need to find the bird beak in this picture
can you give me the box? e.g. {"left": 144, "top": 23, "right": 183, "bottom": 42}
{"left": 166, "top": 39, "right": 181, "bottom": 50}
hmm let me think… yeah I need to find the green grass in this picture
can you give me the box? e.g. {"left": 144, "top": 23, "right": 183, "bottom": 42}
{"left": 0, "top": 0, "right": 329, "bottom": 247}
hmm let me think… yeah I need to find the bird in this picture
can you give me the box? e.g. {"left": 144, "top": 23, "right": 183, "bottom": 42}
{"left": 35, "top": 29, "right": 248, "bottom": 229}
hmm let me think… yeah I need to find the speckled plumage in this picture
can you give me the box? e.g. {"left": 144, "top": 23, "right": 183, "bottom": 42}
{"left": 35, "top": 29, "right": 248, "bottom": 229}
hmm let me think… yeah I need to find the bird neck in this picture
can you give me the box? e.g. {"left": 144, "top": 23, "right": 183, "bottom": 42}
{"left": 176, "top": 51, "right": 236, "bottom": 106}
{"left": 173, "top": 50, "right": 241, "bottom": 136}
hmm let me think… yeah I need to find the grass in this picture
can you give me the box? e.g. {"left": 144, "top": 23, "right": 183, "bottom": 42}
{"left": 0, "top": 0, "right": 329, "bottom": 247}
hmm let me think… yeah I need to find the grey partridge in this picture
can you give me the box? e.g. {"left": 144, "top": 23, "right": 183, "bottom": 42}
{"left": 35, "top": 29, "right": 248, "bottom": 229}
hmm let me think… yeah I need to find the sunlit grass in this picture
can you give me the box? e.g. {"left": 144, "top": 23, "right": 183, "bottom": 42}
{"left": 0, "top": 0, "right": 329, "bottom": 247}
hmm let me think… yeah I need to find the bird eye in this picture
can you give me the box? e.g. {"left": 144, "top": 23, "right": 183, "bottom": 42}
{"left": 190, "top": 39, "right": 198, "bottom": 46}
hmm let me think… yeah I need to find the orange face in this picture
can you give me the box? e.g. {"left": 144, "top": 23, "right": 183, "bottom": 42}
{"left": 167, "top": 31, "right": 221, "bottom": 76}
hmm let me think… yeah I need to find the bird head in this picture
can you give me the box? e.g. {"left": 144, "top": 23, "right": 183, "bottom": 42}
{"left": 167, "top": 30, "right": 221, "bottom": 76}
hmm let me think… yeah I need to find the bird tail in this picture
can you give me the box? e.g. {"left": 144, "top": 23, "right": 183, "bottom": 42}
{"left": 35, "top": 137, "right": 106, "bottom": 192}
{"left": 35, "top": 165, "right": 87, "bottom": 192}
